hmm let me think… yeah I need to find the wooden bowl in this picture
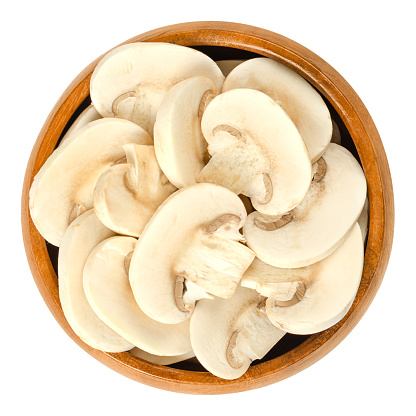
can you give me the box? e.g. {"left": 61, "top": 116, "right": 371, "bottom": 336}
{"left": 21, "top": 21, "right": 394, "bottom": 394}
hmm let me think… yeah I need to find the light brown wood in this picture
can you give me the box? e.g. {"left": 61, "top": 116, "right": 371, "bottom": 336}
{"left": 21, "top": 21, "right": 394, "bottom": 394}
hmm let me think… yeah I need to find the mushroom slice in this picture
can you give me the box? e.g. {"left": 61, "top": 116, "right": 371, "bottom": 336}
{"left": 242, "top": 223, "right": 364, "bottom": 334}
{"left": 83, "top": 236, "right": 192, "bottom": 355}
{"left": 90, "top": 42, "right": 224, "bottom": 136}
{"left": 58, "top": 209, "right": 133, "bottom": 352}
{"left": 222, "top": 57, "right": 332, "bottom": 163}
{"left": 29, "top": 118, "right": 152, "bottom": 246}
{"left": 190, "top": 285, "right": 286, "bottom": 379}
{"left": 197, "top": 89, "right": 312, "bottom": 216}
{"left": 129, "top": 183, "right": 255, "bottom": 324}
{"left": 129, "top": 348, "right": 195, "bottom": 366}
{"left": 93, "top": 144, "right": 176, "bottom": 237}
{"left": 154, "top": 76, "right": 218, "bottom": 188}
{"left": 59, "top": 104, "right": 101, "bottom": 146}
{"left": 244, "top": 143, "right": 367, "bottom": 268}
{"left": 215, "top": 59, "right": 245, "bottom": 76}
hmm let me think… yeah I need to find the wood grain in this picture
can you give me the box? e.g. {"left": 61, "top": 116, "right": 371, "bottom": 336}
{"left": 21, "top": 21, "right": 394, "bottom": 395}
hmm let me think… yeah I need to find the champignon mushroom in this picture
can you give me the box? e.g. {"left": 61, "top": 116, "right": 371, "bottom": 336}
{"left": 197, "top": 89, "right": 312, "bottom": 216}
{"left": 129, "top": 183, "right": 255, "bottom": 324}
{"left": 190, "top": 285, "right": 286, "bottom": 379}
{"left": 129, "top": 348, "right": 195, "bottom": 366}
{"left": 93, "top": 144, "right": 176, "bottom": 237}
{"left": 241, "top": 223, "right": 364, "bottom": 334}
{"left": 244, "top": 143, "right": 367, "bottom": 268}
{"left": 29, "top": 118, "right": 152, "bottom": 246}
{"left": 222, "top": 57, "right": 332, "bottom": 163}
{"left": 90, "top": 42, "right": 224, "bottom": 136}
{"left": 83, "top": 236, "right": 192, "bottom": 355}
{"left": 58, "top": 209, "right": 133, "bottom": 352}
{"left": 153, "top": 76, "right": 218, "bottom": 188}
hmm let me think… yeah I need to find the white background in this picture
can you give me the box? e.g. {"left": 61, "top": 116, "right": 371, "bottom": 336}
{"left": 3, "top": 1, "right": 414, "bottom": 414}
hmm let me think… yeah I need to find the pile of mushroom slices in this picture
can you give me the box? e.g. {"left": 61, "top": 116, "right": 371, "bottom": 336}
{"left": 29, "top": 42, "right": 369, "bottom": 380}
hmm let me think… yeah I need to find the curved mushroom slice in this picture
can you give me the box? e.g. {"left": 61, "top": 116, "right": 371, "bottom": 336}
{"left": 242, "top": 223, "right": 364, "bottom": 334}
{"left": 90, "top": 42, "right": 224, "bottom": 136}
{"left": 29, "top": 118, "right": 152, "bottom": 246}
{"left": 244, "top": 143, "right": 367, "bottom": 268}
{"left": 93, "top": 144, "right": 176, "bottom": 237}
{"left": 83, "top": 236, "right": 192, "bottom": 355}
{"left": 190, "top": 285, "right": 286, "bottom": 379}
{"left": 215, "top": 59, "right": 245, "bottom": 77}
{"left": 197, "top": 89, "right": 312, "bottom": 216}
{"left": 154, "top": 76, "right": 218, "bottom": 188}
{"left": 222, "top": 57, "right": 332, "bottom": 163}
{"left": 129, "top": 183, "right": 255, "bottom": 324}
{"left": 129, "top": 348, "right": 195, "bottom": 366}
{"left": 59, "top": 104, "right": 101, "bottom": 146}
{"left": 58, "top": 209, "right": 133, "bottom": 352}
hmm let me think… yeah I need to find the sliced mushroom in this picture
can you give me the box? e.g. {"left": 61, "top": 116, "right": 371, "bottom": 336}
{"left": 242, "top": 223, "right": 364, "bottom": 334}
{"left": 190, "top": 285, "right": 286, "bottom": 379}
{"left": 129, "top": 348, "right": 195, "bottom": 366}
{"left": 154, "top": 76, "right": 218, "bottom": 188}
{"left": 93, "top": 144, "right": 176, "bottom": 237}
{"left": 58, "top": 209, "right": 133, "bottom": 352}
{"left": 197, "top": 89, "right": 312, "bottom": 216}
{"left": 90, "top": 42, "right": 224, "bottom": 136}
{"left": 29, "top": 118, "right": 152, "bottom": 246}
{"left": 129, "top": 183, "right": 255, "bottom": 324}
{"left": 222, "top": 57, "right": 332, "bottom": 163}
{"left": 215, "top": 59, "right": 245, "bottom": 77}
{"left": 83, "top": 236, "right": 192, "bottom": 355}
{"left": 244, "top": 143, "right": 367, "bottom": 268}
{"left": 59, "top": 104, "right": 101, "bottom": 146}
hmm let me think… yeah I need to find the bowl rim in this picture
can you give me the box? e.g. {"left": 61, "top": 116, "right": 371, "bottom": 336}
{"left": 21, "top": 21, "right": 394, "bottom": 395}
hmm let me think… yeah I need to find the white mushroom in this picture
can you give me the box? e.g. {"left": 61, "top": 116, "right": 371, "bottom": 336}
{"left": 58, "top": 209, "right": 133, "bottom": 352}
{"left": 83, "top": 236, "right": 192, "bottom": 355}
{"left": 90, "top": 42, "right": 224, "bottom": 136}
{"left": 215, "top": 59, "right": 245, "bottom": 76}
{"left": 29, "top": 118, "right": 152, "bottom": 246}
{"left": 129, "top": 183, "right": 255, "bottom": 324}
{"left": 241, "top": 223, "right": 364, "bottom": 334}
{"left": 197, "top": 89, "right": 312, "bottom": 216}
{"left": 129, "top": 348, "right": 195, "bottom": 366}
{"left": 93, "top": 144, "right": 176, "bottom": 237}
{"left": 59, "top": 104, "right": 101, "bottom": 146}
{"left": 244, "top": 143, "right": 367, "bottom": 268}
{"left": 222, "top": 57, "right": 332, "bottom": 163}
{"left": 190, "top": 285, "right": 286, "bottom": 379}
{"left": 154, "top": 76, "right": 218, "bottom": 188}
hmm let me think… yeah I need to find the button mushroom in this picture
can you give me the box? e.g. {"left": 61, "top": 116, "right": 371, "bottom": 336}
{"left": 222, "top": 57, "right": 332, "bottom": 163}
{"left": 197, "top": 89, "right": 312, "bottom": 216}
{"left": 90, "top": 42, "right": 224, "bottom": 136}
{"left": 190, "top": 285, "right": 286, "bottom": 379}
{"left": 241, "top": 223, "right": 364, "bottom": 334}
{"left": 129, "top": 183, "right": 255, "bottom": 324}
{"left": 83, "top": 236, "right": 192, "bottom": 355}
{"left": 29, "top": 118, "right": 152, "bottom": 246}
{"left": 93, "top": 144, "right": 176, "bottom": 237}
{"left": 244, "top": 143, "right": 367, "bottom": 268}
{"left": 58, "top": 209, "right": 133, "bottom": 352}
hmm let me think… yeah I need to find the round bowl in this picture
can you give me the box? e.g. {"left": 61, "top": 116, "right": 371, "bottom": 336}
{"left": 21, "top": 21, "right": 394, "bottom": 394}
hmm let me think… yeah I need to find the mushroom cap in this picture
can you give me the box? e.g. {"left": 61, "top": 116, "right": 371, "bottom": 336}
{"left": 83, "top": 236, "right": 192, "bottom": 355}
{"left": 244, "top": 143, "right": 367, "bottom": 268}
{"left": 129, "top": 183, "right": 255, "bottom": 324}
{"left": 242, "top": 223, "right": 364, "bottom": 334}
{"left": 58, "top": 209, "right": 133, "bottom": 352}
{"left": 222, "top": 57, "right": 332, "bottom": 163}
{"left": 90, "top": 42, "right": 224, "bottom": 136}
{"left": 154, "top": 76, "right": 217, "bottom": 188}
{"left": 29, "top": 118, "right": 152, "bottom": 246}
{"left": 190, "top": 285, "right": 286, "bottom": 379}
{"left": 198, "top": 88, "right": 312, "bottom": 216}
{"left": 93, "top": 144, "right": 176, "bottom": 237}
